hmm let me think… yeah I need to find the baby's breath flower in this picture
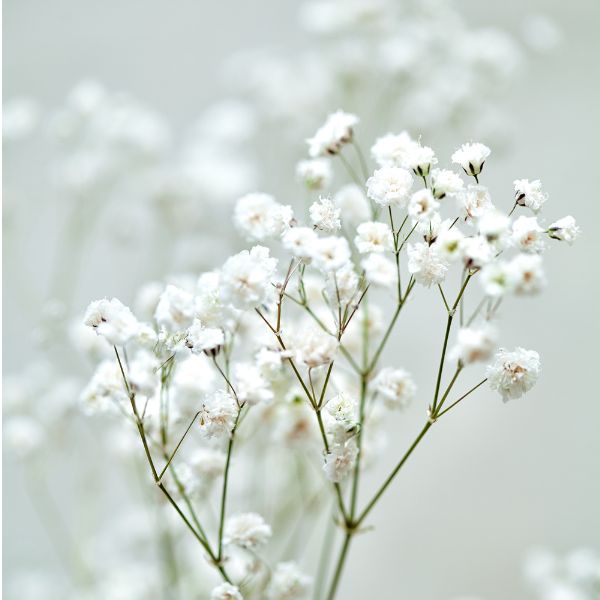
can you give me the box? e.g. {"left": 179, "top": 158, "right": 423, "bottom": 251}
{"left": 434, "top": 227, "right": 465, "bottom": 262}
{"left": 460, "top": 235, "right": 494, "bottom": 269}
{"left": 487, "top": 347, "right": 541, "bottom": 401}
{"left": 354, "top": 221, "right": 393, "bottom": 254}
{"left": 372, "top": 367, "right": 416, "bottom": 410}
{"left": 326, "top": 264, "right": 359, "bottom": 305}
{"left": 154, "top": 285, "right": 195, "bottom": 334}
{"left": 211, "top": 583, "right": 243, "bottom": 600}
{"left": 224, "top": 512, "right": 272, "bottom": 549}
{"left": 479, "top": 261, "right": 512, "bottom": 297}
{"left": 457, "top": 185, "right": 494, "bottom": 222}
{"left": 81, "top": 360, "right": 129, "bottom": 414}
{"left": 431, "top": 168, "right": 464, "bottom": 199}
{"left": 295, "top": 328, "right": 339, "bottom": 368}
{"left": 370, "top": 131, "right": 414, "bottom": 168}
{"left": 282, "top": 226, "right": 319, "bottom": 259}
{"left": 309, "top": 196, "right": 341, "bottom": 232}
{"left": 323, "top": 440, "right": 358, "bottom": 482}
{"left": 478, "top": 210, "right": 510, "bottom": 246}
{"left": 451, "top": 142, "right": 491, "bottom": 177}
{"left": 128, "top": 351, "right": 160, "bottom": 397}
{"left": 408, "top": 189, "right": 440, "bottom": 223}
{"left": 333, "top": 184, "right": 371, "bottom": 225}
{"left": 186, "top": 319, "right": 224, "bottom": 354}
{"left": 513, "top": 179, "right": 548, "bottom": 213}
{"left": 548, "top": 215, "right": 580, "bottom": 244}
{"left": 307, "top": 110, "right": 359, "bottom": 157}
{"left": 404, "top": 142, "right": 437, "bottom": 177}
{"left": 198, "top": 390, "right": 238, "bottom": 438}
{"left": 362, "top": 253, "right": 396, "bottom": 287}
{"left": 407, "top": 242, "right": 448, "bottom": 287}
{"left": 310, "top": 236, "right": 351, "bottom": 272}
{"left": 326, "top": 392, "right": 357, "bottom": 422}
{"left": 84, "top": 298, "right": 141, "bottom": 346}
{"left": 449, "top": 325, "right": 497, "bottom": 365}
{"left": 511, "top": 216, "right": 546, "bottom": 253}
{"left": 234, "top": 193, "right": 294, "bottom": 241}
{"left": 296, "top": 158, "right": 333, "bottom": 190}
{"left": 234, "top": 362, "right": 273, "bottom": 405}
{"left": 507, "top": 253, "right": 546, "bottom": 295}
{"left": 267, "top": 562, "right": 312, "bottom": 600}
{"left": 366, "top": 166, "right": 414, "bottom": 207}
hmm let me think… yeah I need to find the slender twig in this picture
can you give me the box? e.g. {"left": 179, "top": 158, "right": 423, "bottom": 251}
{"left": 157, "top": 412, "right": 201, "bottom": 481}
{"left": 436, "top": 379, "right": 487, "bottom": 419}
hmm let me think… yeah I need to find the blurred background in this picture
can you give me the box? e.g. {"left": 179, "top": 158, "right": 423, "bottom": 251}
{"left": 3, "top": 0, "right": 600, "bottom": 598}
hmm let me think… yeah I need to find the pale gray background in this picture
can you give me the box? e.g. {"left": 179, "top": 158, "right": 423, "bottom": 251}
{"left": 3, "top": 1, "right": 600, "bottom": 598}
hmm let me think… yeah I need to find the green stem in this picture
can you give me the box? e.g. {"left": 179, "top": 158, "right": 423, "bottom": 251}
{"left": 325, "top": 533, "right": 353, "bottom": 600}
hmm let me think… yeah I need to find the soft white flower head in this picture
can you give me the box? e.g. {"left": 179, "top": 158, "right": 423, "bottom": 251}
{"left": 195, "top": 271, "right": 236, "bottom": 329}
{"left": 186, "top": 319, "right": 224, "bottom": 354}
{"left": 282, "top": 226, "right": 319, "bottom": 259}
{"left": 128, "top": 351, "right": 160, "bottom": 397}
{"left": 431, "top": 168, "right": 464, "bottom": 199}
{"left": 224, "top": 512, "right": 272, "bottom": 549}
{"left": 220, "top": 246, "right": 278, "bottom": 310}
{"left": 81, "top": 360, "right": 129, "bottom": 414}
{"left": 307, "top": 110, "right": 359, "bottom": 157}
{"left": 479, "top": 261, "right": 512, "bottom": 297}
{"left": 361, "top": 253, "right": 395, "bottom": 287}
{"left": 326, "top": 392, "right": 357, "bottom": 422}
{"left": 404, "top": 142, "right": 438, "bottom": 177}
{"left": 487, "top": 347, "right": 541, "bottom": 401}
{"left": 370, "top": 131, "right": 414, "bottom": 168}
{"left": 84, "top": 298, "right": 141, "bottom": 346}
{"left": 354, "top": 221, "right": 393, "bottom": 254}
{"left": 295, "top": 328, "right": 339, "bottom": 368}
{"left": 333, "top": 184, "right": 370, "bottom": 225}
{"left": 296, "top": 158, "right": 333, "bottom": 190}
{"left": 434, "top": 227, "right": 465, "bottom": 262}
{"left": 155, "top": 285, "right": 195, "bottom": 334}
{"left": 449, "top": 325, "right": 497, "bottom": 365}
{"left": 267, "top": 562, "right": 312, "bottom": 600}
{"left": 189, "top": 447, "right": 227, "bottom": 482}
{"left": 326, "top": 264, "right": 359, "bottom": 306}
{"left": 460, "top": 235, "right": 494, "bottom": 269}
{"left": 416, "top": 212, "right": 444, "bottom": 244}
{"left": 511, "top": 216, "right": 546, "bottom": 253}
{"left": 408, "top": 189, "right": 440, "bottom": 223}
{"left": 407, "top": 242, "right": 448, "bottom": 287}
{"left": 198, "top": 390, "right": 238, "bottom": 438}
{"left": 514, "top": 179, "right": 548, "bottom": 213}
{"left": 256, "top": 347, "right": 291, "bottom": 379}
{"left": 234, "top": 362, "right": 273, "bottom": 405}
{"left": 457, "top": 185, "right": 494, "bottom": 222}
{"left": 451, "top": 142, "right": 491, "bottom": 177}
{"left": 507, "top": 253, "right": 546, "bottom": 295}
{"left": 478, "top": 210, "right": 510, "bottom": 245}
{"left": 548, "top": 216, "right": 580, "bottom": 244}
{"left": 372, "top": 367, "right": 416, "bottom": 410}
{"left": 310, "top": 236, "right": 351, "bottom": 272}
{"left": 323, "top": 440, "right": 358, "bottom": 482}
{"left": 234, "top": 193, "right": 293, "bottom": 241}
{"left": 211, "top": 583, "right": 243, "bottom": 600}
{"left": 366, "top": 166, "right": 413, "bottom": 207}
{"left": 309, "top": 196, "right": 341, "bottom": 232}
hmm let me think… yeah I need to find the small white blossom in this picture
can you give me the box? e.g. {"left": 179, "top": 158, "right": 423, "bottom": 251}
{"left": 282, "top": 226, "right": 319, "bottom": 259}
{"left": 234, "top": 193, "right": 293, "bottom": 241}
{"left": 404, "top": 142, "right": 437, "bottom": 177}
{"left": 326, "top": 264, "right": 359, "bottom": 306}
{"left": 323, "top": 440, "right": 358, "bottom": 482}
{"left": 372, "top": 367, "right": 416, "bottom": 410}
{"left": 310, "top": 236, "right": 351, "bottom": 272}
{"left": 234, "top": 362, "right": 273, "bottom": 405}
{"left": 267, "top": 562, "right": 312, "bottom": 600}
{"left": 296, "top": 158, "right": 333, "bottom": 190}
{"left": 326, "top": 392, "right": 357, "bottom": 422}
{"left": 295, "top": 328, "right": 339, "bottom": 368}
{"left": 224, "top": 512, "right": 272, "bottom": 549}
{"left": 548, "top": 215, "right": 580, "bottom": 244}
{"left": 81, "top": 360, "right": 129, "bottom": 414}
{"left": 354, "top": 221, "right": 393, "bottom": 254}
{"left": 333, "top": 184, "right": 371, "bottom": 225}
{"left": 431, "top": 168, "right": 464, "bottom": 199}
{"left": 220, "top": 246, "right": 278, "bottom": 310}
{"left": 511, "top": 216, "right": 546, "bottom": 253}
{"left": 189, "top": 447, "right": 227, "bottom": 483}
{"left": 507, "top": 253, "right": 546, "bottom": 295}
{"left": 478, "top": 210, "right": 510, "bottom": 246}
{"left": 434, "top": 227, "right": 465, "bottom": 262}
{"left": 457, "top": 185, "right": 494, "bottom": 222}
{"left": 211, "top": 583, "right": 243, "bottom": 600}
{"left": 309, "top": 196, "right": 341, "bottom": 232}
{"left": 487, "top": 347, "right": 541, "bottom": 401}
{"left": 514, "top": 179, "right": 548, "bottom": 213}
{"left": 155, "top": 285, "right": 195, "bottom": 334}
{"left": 408, "top": 189, "right": 440, "bottom": 223}
{"left": 84, "top": 298, "right": 140, "bottom": 346}
{"left": 307, "top": 110, "right": 359, "bottom": 157}
{"left": 366, "top": 166, "right": 413, "bottom": 207}
{"left": 362, "top": 253, "right": 396, "bottom": 287}
{"left": 186, "top": 319, "right": 224, "bottom": 353}
{"left": 460, "top": 235, "right": 494, "bottom": 269}
{"left": 449, "top": 325, "right": 497, "bottom": 365}
{"left": 370, "top": 131, "right": 414, "bottom": 167}
{"left": 128, "top": 351, "right": 160, "bottom": 397}
{"left": 479, "top": 261, "right": 513, "bottom": 297}
{"left": 407, "top": 242, "right": 448, "bottom": 287}
{"left": 451, "top": 142, "right": 491, "bottom": 177}
{"left": 198, "top": 390, "right": 238, "bottom": 439}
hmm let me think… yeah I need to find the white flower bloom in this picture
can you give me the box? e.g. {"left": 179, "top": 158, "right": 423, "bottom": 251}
{"left": 326, "top": 392, "right": 357, "bottom": 422}
{"left": 457, "top": 185, "right": 494, "bottom": 222}
{"left": 366, "top": 166, "right": 413, "bottom": 207}
{"left": 198, "top": 390, "right": 238, "bottom": 438}
{"left": 333, "top": 184, "right": 371, "bottom": 225}
{"left": 362, "top": 253, "right": 396, "bottom": 287}
{"left": 370, "top": 131, "right": 414, "bottom": 168}
{"left": 514, "top": 179, "right": 548, "bottom": 213}
{"left": 155, "top": 285, "right": 195, "bottom": 334}
{"left": 267, "top": 562, "right": 312, "bottom": 600}
{"left": 189, "top": 447, "right": 227, "bottom": 482}
{"left": 507, "top": 253, "right": 546, "bottom": 295}
{"left": 354, "top": 221, "right": 393, "bottom": 254}
{"left": 404, "top": 142, "right": 437, "bottom": 177}
{"left": 81, "top": 360, "right": 129, "bottom": 414}
{"left": 478, "top": 210, "right": 510, "bottom": 245}
{"left": 307, "top": 110, "right": 359, "bottom": 157}
{"left": 296, "top": 158, "right": 333, "bottom": 190}
{"left": 416, "top": 212, "right": 444, "bottom": 244}
{"left": 234, "top": 362, "right": 273, "bottom": 405}
{"left": 434, "top": 227, "right": 465, "bottom": 262}
{"left": 220, "top": 246, "right": 278, "bottom": 310}
{"left": 309, "top": 196, "right": 341, "bottom": 232}
{"left": 128, "top": 351, "right": 160, "bottom": 397}
{"left": 195, "top": 271, "right": 235, "bottom": 329}
{"left": 84, "top": 298, "right": 140, "bottom": 346}
{"left": 511, "top": 216, "right": 546, "bottom": 253}
{"left": 224, "top": 512, "right": 272, "bottom": 549}
{"left": 449, "top": 325, "right": 497, "bottom": 365}
{"left": 211, "top": 583, "right": 243, "bottom": 600}
{"left": 479, "top": 261, "right": 513, "bottom": 297}
{"left": 451, "top": 142, "right": 491, "bottom": 177}
{"left": 256, "top": 347, "right": 291, "bottom": 379}
{"left": 487, "top": 347, "right": 541, "bottom": 401}
{"left": 431, "top": 168, "right": 464, "bottom": 199}
{"left": 372, "top": 367, "right": 416, "bottom": 410}
{"left": 310, "top": 236, "right": 351, "bottom": 272}
{"left": 326, "top": 264, "right": 359, "bottom": 305}
{"left": 407, "top": 242, "right": 448, "bottom": 287}
{"left": 323, "top": 440, "right": 358, "bottom": 482}
{"left": 548, "top": 215, "right": 580, "bottom": 244}
{"left": 234, "top": 193, "right": 293, "bottom": 241}
{"left": 408, "top": 189, "right": 440, "bottom": 223}
{"left": 460, "top": 235, "right": 494, "bottom": 269}
{"left": 186, "top": 319, "right": 224, "bottom": 353}
{"left": 282, "top": 226, "right": 319, "bottom": 259}
{"left": 296, "top": 328, "right": 339, "bottom": 368}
